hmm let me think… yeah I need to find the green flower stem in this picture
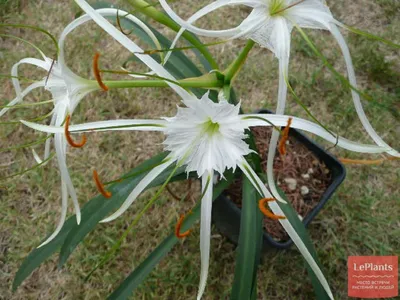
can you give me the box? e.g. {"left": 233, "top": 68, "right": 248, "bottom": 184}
{"left": 104, "top": 77, "right": 223, "bottom": 89}
{"left": 224, "top": 40, "right": 255, "bottom": 82}
{"left": 126, "top": 0, "right": 219, "bottom": 70}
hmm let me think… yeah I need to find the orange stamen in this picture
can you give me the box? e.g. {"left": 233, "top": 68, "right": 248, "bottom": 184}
{"left": 175, "top": 214, "right": 191, "bottom": 238}
{"left": 64, "top": 115, "right": 87, "bottom": 148}
{"left": 258, "top": 198, "right": 286, "bottom": 220}
{"left": 279, "top": 117, "right": 293, "bottom": 155}
{"left": 339, "top": 157, "right": 398, "bottom": 165}
{"left": 93, "top": 52, "right": 109, "bottom": 91}
{"left": 93, "top": 170, "right": 112, "bottom": 198}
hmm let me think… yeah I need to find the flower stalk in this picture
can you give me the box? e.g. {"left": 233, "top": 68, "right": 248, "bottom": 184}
{"left": 224, "top": 40, "right": 255, "bottom": 82}
{"left": 103, "top": 73, "right": 223, "bottom": 89}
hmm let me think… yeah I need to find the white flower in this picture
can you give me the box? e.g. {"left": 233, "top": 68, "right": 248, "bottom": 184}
{"left": 1, "top": 33, "right": 98, "bottom": 248}
{"left": 164, "top": 93, "right": 252, "bottom": 176}
{"left": 1, "top": 8, "right": 163, "bottom": 247}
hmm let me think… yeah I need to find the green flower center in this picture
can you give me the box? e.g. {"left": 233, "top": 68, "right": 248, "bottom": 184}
{"left": 202, "top": 118, "right": 220, "bottom": 136}
{"left": 269, "top": 0, "right": 287, "bottom": 16}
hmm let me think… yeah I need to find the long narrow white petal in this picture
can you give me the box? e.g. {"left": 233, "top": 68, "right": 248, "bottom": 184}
{"left": 73, "top": 2, "right": 193, "bottom": 100}
{"left": 163, "top": 0, "right": 260, "bottom": 64}
{"left": 239, "top": 159, "right": 334, "bottom": 300}
{"left": 286, "top": 1, "right": 333, "bottom": 30}
{"left": 0, "top": 80, "right": 45, "bottom": 117}
{"left": 329, "top": 24, "right": 399, "bottom": 157}
{"left": 266, "top": 58, "right": 289, "bottom": 204}
{"left": 32, "top": 149, "right": 43, "bottom": 164}
{"left": 197, "top": 170, "right": 213, "bottom": 300}
{"left": 20, "top": 119, "right": 167, "bottom": 134}
{"left": 69, "top": 119, "right": 167, "bottom": 132}
{"left": 241, "top": 114, "right": 391, "bottom": 154}
{"left": 37, "top": 181, "right": 68, "bottom": 248}
{"left": 32, "top": 111, "right": 56, "bottom": 164}
{"left": 159, "top": 0, "right": 244, "bottom": 38}
{"left": 11, "top": 57, "right": 50, "bottom": 98}
{"left": 54, "top": 104, "right": 81, "bottom": 225}
{"left": 100, "top": 157, "right": 176, "bottom": 223}
{"left": 271, "top": 17, "right": 292, "bottom": 60}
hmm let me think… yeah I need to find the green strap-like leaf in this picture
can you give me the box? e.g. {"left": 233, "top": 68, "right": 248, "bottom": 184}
{"left": 58, "top": 152, "right": 188, "bottom": 267}
{"left": 230, "top": 177, "right": 262, "bottom": 300}
{"left": 276, "top": 189, "right": 330, "bottom": 300}
{"left": 13, "top": 152, "right": 181, "bottom": 290}
{"left": 107, "top": 171, "right": 234, "bottom": 300}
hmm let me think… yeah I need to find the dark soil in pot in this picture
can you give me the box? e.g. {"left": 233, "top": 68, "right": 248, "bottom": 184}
{"left": 225, "top": 126, "right": 333, "bottom": 242}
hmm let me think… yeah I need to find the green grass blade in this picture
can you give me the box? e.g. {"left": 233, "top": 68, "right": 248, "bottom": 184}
{"left": 276, "top": 188, "right": 330, "bottom": 300}
{"left": 230, "top": 177, "right": 261, "bottom": 300}
{"left": 107, "top": 171, "right": 234, "bottom": 300}
{"left": 0, "top": 24, "right": 59, "bottom": 55}
{"left": 58, "top": 152, "right": 188, "bottom": 268}
{"left": 344, "top": 24, "right": 400, "bottom": 49}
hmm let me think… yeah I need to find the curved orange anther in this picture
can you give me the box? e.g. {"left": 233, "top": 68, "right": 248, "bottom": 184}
{"left": 279, "top": 117, "right": 293, "bottom": 155}
{"left": 339, "top": 157, "right": 398, "bottom": 165}
{"left": 258, "top": 198, "right": 286, "bottom": 220}
{"left": 64, "top": 115, "right": 87, "bottom": 148}
{"left": 93, "top": 52, "right": 109, "bottom": 92}
{"left": 93, "top": 170, "right": 112, "bottom": 198}
{"left": 175, "top": 214, "right": 191, "bottom": 238}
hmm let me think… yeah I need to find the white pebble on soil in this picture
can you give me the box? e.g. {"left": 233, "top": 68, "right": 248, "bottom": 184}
{"left": 308, "top": 168, "right": 314, "bottom": 174}
{"left": 301, "top": 186, "right": 310, "bottom": 195}
{"left": 301, "top": 173, "right": 310, "bottom": 180}
{"left": 284, "top": 178, "right": 297, "bottom": 191}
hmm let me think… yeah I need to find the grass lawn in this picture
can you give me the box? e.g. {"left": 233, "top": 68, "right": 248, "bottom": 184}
{"left": 0, "top": 0, "right": 399, "bottom": 299}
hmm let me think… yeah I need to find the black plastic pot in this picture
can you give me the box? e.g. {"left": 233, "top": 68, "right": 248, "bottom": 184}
{"left": 212, "top": 109, "right": 346, "bottom": 250}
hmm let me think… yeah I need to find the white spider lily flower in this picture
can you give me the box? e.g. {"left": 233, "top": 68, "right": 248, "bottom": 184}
{"left": 158, "top": 0, "right": 400, "bottom": 208}
{"left": 1, "top": 40, "right": 97, "bottom": 249}
{"left": 2, "top": 8, "right": 163, "bottom": 248}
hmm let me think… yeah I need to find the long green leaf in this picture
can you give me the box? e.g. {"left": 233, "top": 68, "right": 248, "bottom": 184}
{"left": 107, "top": 171, "right": 234, "bottom": 300}
{"left": 276, "top": 189, "right": 330, "bottom": 300}
{"left": 250, "top": 187, "right": 263, "bottom": 300}
{"left": 230, "top": 177, "right": 261, "bottom": 300}
{"left": 12, "top": 152, "right": 181, "bottom": 290}
{"left": 58, "top": 152, "right": 188, "bottom": 267}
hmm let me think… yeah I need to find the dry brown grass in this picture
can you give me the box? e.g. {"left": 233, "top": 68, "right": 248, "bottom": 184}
{"left": 1, "top": 0, "right": 399, "bottom": 299}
